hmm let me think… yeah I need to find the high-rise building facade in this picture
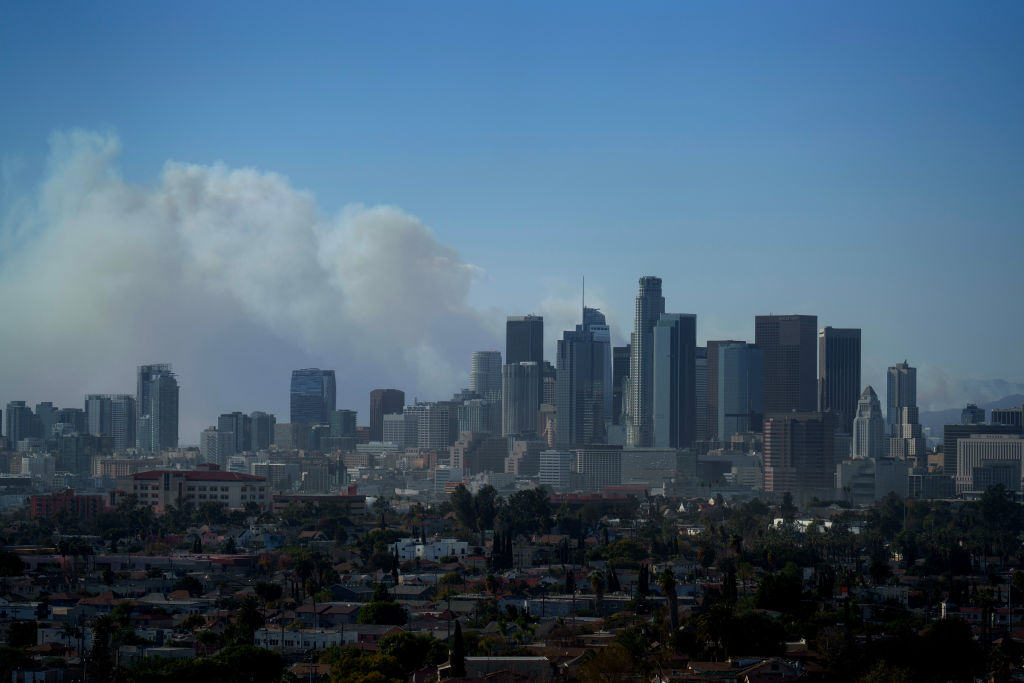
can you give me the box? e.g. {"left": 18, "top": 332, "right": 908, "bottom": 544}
{"left": 955, "top": 434, "right": 1024, "bottom": 493}
{"left": 889, "top": 406, "right": 927, "bottom": 462}
{"left": 886, "top": 361, "right": 917, "bottom": 434}
{"left": 818, "top": 327, "right": 861, "bottom": 435}
{"left": 505, "top": 316, "right": 544, "bottom": 366}
{"left": 755, "top": 315, "right": 818, "bottom": 414}
{"left": 383, "top": 412, "right": 419, "bottom": 448}
{"left": 942, "top": 422, "right": 1020, "bottom": 477}
{"left": 218, "top": 411, "right": 252, "bottom": 455}
{"left": 86, "top": 395, "right": 112, "bottom": 437}
{"left": 583, "top": 308, "right": 613, "bottom": 426}
{"left": 763, "top": 411, "right": 836, "bottom": 496}
{"left": 369, "top": 389, "right": 405, "bottom": 442}
{"left": 852, "top": 386, "right": 886, "bottom": 460}
{"left": 705, "top": 340, "right": 744, "bottom": 443}
{"left": 109, "top": 395, "right": 136, "bottom": 452}
{"left": 250, "top": 411, "right": 276, "bottom": 450}
{"left": 470, "top": 351, "right": 503, "bottom": 400}
{"left": 56, "top": 408, "right": 87, "bottom": 435}
{"left": 5, "top": 401, "right": 34, "bottom": 448}
{"left": 290, "top": 369, "right": 336, "bottom": 425}
{"left": 136, "top": 364, "right": 178, "bottom": 452}
{"left": 717, "top": 342, "right": 765, "bottom": 441}
{"left": 627, "top": 276, "right": 665, "bottom": 447}
{"left": 330, "top": 409, "right": 358, "bottom": 438}
{"left": 652, "top": 313, "right": 697, "bottom": 449}
{"left": 694, "top": 347, "right": 708, "bottom": 443}
{"left": 961, "top": 403, "right": 985, "bottom": 424}
{"left": 575, "top": 445, "right": 623, "bottom": 492}
{"left": 502, "top": 362, "right": 540, "bottom": 437}
{"left": 556, "top": 328, "right": 606, "bottom": 447}
{"left": 35, "top": 402, "right": 58, "bottom": 440}
{"left": 991, "top": 406, "right": 1024, "bottom": 431}
{"left": 539, "top": 450, "right": 573, "bottom": 493}
{"left": 612, "top": 344, "right": 631, "bottom": 426}
{"left": 405, "top": 402, "right": 451, "bottom": 450}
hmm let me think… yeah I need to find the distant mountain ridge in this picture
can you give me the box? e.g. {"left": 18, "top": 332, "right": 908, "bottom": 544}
{"left": 919, "top": 394, "right": 1024, "bottom": 437}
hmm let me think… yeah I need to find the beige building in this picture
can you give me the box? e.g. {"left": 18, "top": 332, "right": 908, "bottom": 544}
{"left": 129, "top": 469, "right": 269, "bottom": 512}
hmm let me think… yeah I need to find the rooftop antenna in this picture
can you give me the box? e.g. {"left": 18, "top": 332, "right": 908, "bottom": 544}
{"left": 582, "top": 275, "right": 585, "bottom": 321}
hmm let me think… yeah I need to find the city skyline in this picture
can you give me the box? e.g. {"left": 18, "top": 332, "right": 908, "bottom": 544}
{"left": 1, "top": 4, "right": 1023, "bottom": 439}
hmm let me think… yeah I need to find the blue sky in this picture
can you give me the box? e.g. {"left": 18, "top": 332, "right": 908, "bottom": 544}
{"left": 2, "top": 2, "right": 1023, "bottom": 436}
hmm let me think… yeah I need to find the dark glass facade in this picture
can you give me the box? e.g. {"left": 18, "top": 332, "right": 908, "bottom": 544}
{"left": 290, "top": 369, "right": 336, "bottom": 425}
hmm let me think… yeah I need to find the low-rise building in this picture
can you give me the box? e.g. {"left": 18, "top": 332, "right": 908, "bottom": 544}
{"left": 389, "top": 537, "right": 469, "bottom": 563}
{"left": 30, "top": 489, "right": 106, "bottom": 520}
{"left": 128, "top": 469, "right": 269, "bottom": 512}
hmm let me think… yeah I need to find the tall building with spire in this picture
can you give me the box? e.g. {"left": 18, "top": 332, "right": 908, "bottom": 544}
{"left": 627, "top": 276, "right": 665, "bottom": 447}
{"left": 852, "top": 386, "right": 886, "bottom": 459}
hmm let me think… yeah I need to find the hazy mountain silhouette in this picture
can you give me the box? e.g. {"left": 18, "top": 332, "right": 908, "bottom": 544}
{"left": 919, "top": 394, "right": 1024, "bottom": 437}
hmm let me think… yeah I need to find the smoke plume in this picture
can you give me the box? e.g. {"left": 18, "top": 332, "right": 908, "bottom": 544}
{"left": 0, "top": 130, "right": 497, "bottom": 440}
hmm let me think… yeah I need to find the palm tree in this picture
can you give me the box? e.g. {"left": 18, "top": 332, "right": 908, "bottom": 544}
{"left": 658, "top": 568, "right": 678, "bottom": 632}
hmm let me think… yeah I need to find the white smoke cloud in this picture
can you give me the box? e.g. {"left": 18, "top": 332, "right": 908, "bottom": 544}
{"left": 0, "top": 130, "right": 498, "bottom": 440}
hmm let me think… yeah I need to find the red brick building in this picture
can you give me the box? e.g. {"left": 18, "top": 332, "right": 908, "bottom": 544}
{"left": 30, "top": 489, "right": 106, "bottom": 520}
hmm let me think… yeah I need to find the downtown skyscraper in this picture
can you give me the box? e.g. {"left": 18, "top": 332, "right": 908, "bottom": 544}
{"left": 470, "top": 351, "right": 502, "bottom": 401}
{"left": 136, "top": 364, "right": 178, "bottom": 452}
{"left": 556, "top": 325, "right": 606, "bottom": 447}
{"left": 818, "top": 326, "right": 861, "bottom": 435}
{"left": 369, "top": 388, "right": 405, "bottom": 442}
{"left": 652, "top": 313, "right": 697, "bottom": 448}
{"left": 505, "top": 315, "right": 544, "bottom": 366}
{"left": 627, "top": 276, "right": 665, "bottom": 447}
{"left": 886, "top": 361, "right": 916, "bottom": 434}
{"left": 289, "top": 369, "right": 336, "bottom": 425}
{"left": 755, "top": 315, "right": 818, "bottom": 414}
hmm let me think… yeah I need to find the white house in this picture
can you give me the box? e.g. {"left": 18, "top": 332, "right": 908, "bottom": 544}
{"left": 388, "top": 537, "right": 469, "bottom": 563}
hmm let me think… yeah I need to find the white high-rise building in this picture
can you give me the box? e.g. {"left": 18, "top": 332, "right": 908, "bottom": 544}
{"left": 852, "top": 386, "right": 886, "bottom": 460}
{"left": 539, "top": 450, "right": 573, "bottom": 493}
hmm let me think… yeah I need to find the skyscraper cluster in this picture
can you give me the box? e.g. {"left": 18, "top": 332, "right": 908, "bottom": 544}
{"left": 7, "top": 272, "right": 1017, "bottom": 507}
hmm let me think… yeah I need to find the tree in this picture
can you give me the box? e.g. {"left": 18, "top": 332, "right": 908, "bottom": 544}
{"left": 450, "top": 621, "right": 466, "bottom": 678}
{"left": 378, "top": 631, "right": 446, "bottom": 675}
{"left": 358, "top": 601, "right": 407, "bottom": 626}
{"left": 173, "top": 575, "right": 204, "bottom": 597}
{"left": 474, "top": 485, "right": 499, "bottom": 537}
{"left": 590, "top": 571, "right": 606, "bottom": 617}
{"left": 0, "top": 551, "right": 24, "bottom": 577}
{"left": 450, "top": 485, "right": 475, "bottom": 532}
{"left": 780, "top": 492, "right": 797, "bottom": 524}
{"left": 658, "top": 568, "right": 678, "bottom": 631}
{"left": 508, "top": 488, "right": 552, "bottom": 535}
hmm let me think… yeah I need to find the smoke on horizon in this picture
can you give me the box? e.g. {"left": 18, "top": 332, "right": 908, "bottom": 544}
{"left": 0, "top": 130, "right": 498, "bottom": 440}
